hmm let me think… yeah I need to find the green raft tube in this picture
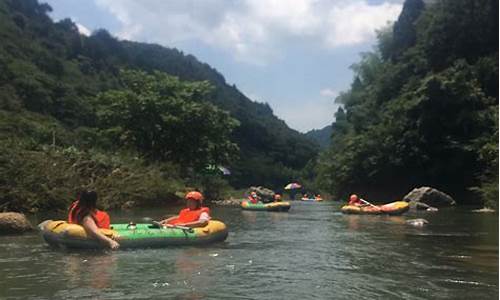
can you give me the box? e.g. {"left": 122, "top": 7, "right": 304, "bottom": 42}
{"left": 241, "top": 200, "right": 291, "bottom": 212}
{"left": 39, "top": 220, "right": 228, "bottom": 249}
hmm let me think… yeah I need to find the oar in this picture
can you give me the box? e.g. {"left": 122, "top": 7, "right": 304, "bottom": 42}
{"left": 151, "top": 221, "right": 194, "bottom": 233}
{"left": 360, "top": 199, "right": 380, "bottom": 209}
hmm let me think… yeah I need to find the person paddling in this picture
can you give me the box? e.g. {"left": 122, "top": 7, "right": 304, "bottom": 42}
{"left": 68, "top": 190, "right": 119, "bottom": 250}
{"left": 160, "top": 191, "right": 210, "bottom": 228}
{"left": 274, "top": 194, "right": 282, "bottom": 202}
{"left": 248, "top": 191, "right": 260, "bottom": 204}
{"left": 348, "top": 194, "right": 365, "bottom": 206}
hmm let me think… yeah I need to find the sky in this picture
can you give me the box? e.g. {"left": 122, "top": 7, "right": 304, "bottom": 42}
{"left": 44, "top": 0, "right": 404, "bottom": 133}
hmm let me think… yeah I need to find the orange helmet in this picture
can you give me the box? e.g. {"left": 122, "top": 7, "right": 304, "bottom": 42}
{"left": 185, "top": 191, "right": 204, "bottom": 201}
{"left": 349, "top": 194, "right": 358, "bottom": 202}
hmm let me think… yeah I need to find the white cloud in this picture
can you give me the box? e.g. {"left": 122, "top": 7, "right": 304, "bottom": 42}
{"left": 320, "top": 88, "right": 338, "bottom": 98}
{"left": 92, "top": 0, "right": 402, "bottom": 65}
{"left": 76, "top": 23, "right": 91, "bottom": 36}
{"left": 325, "top": 2, "right": 402, "bottom": 47}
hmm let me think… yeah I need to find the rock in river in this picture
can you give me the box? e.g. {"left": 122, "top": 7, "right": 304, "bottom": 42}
{"left": 0, "top": 212, "right": 33, "bottom": 234}
{"left": 406, "top": 218, "right": 429, "bottom": 227}
{"left": 403, "top": 186, "right": 456, "bottom": 208}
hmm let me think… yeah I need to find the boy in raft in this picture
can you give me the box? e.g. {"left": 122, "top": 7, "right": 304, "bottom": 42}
{"left": 68, "top": 190, "right": 119, "bottom": 250}
{"left": 248, "top": 191, "right": 260, "bottom": 204}
{"left": 348, "top": 194, "right": 366, "bottom": 206}
{"left": 160, "top": 191, "right": 210, "bottom": 228}
{"left": 274, "top": 194, "right": 282, "bottom": 202}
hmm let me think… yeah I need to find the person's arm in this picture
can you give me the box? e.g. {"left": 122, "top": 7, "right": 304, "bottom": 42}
{"left": 175, "top": 212, "right": 210, "bottom": 228}
{"left": 159, "top": 216, "right": 177, "bottom": 225}
{"left": 82, "top": 216, "right": 119, "bottom": 250}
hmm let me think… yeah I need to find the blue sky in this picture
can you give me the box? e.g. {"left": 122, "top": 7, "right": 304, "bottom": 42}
{"left": 44, "top": 0, "right": 403, "bottom": 132}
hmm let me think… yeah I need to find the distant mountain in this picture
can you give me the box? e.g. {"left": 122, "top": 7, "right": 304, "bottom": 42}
{"left": 305, "top": 125, "right": 332, "bottom": 149}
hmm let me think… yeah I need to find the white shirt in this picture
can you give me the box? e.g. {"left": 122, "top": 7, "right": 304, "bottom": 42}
{"left": 199, "top": 212, "right": 211, "bottom": 222}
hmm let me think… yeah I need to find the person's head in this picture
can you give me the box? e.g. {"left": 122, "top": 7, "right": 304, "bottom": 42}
{"left": 274, "top": 194, "right": 281, "bottom": 200}
{"left": 350, "top": 194, "right": 358, "bottom": 202}
{"left": 74, "top": 190, "right": 98, "bottom": 223}
{"left": 185, "top": 191, "right": 204, "bottom": 210}
{"left": 251, "top": 192, "right": 257, "bottom": 198}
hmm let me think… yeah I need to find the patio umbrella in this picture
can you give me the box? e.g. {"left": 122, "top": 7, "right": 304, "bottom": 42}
{"left": 284, "top": 183, "right": 302, "bottom": 190}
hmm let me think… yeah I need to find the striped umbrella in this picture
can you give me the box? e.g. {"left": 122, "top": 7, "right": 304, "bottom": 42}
{"left": 284, "top": 183, "right": 302, "bottom": 190}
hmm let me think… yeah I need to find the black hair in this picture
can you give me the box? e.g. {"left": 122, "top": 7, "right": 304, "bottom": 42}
{"left": 71, "top": 190, "right": 98, "bottom": 224}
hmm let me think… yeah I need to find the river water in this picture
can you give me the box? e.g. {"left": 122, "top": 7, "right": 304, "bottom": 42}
{"left": 0, "top": 202, "right": 497, "bottom": 299}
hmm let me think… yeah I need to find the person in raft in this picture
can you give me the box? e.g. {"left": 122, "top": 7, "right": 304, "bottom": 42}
{"left": 348, "top": 194, "right": 366, "bottom": 206}
{"left": 274, "top": 194, "right": 282, "bottom": 202}
{"left": 248, "top": 191, "right": 261, "bottom": 204}
{"left": 160, "top": 191, "right": 210, "bottom": 228}
{"left": 315, "top": 194, "right": 323, "bottom": 201}
{"left": 68, "top": 190, "right": 119, "bottom": 250}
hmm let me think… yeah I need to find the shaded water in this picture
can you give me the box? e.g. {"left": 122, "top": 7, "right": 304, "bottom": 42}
{"left": 0, "top": 202, "right": 497, "bottom": 299}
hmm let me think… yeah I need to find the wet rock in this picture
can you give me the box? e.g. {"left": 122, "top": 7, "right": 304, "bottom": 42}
{"left": 408, "top": 201, "right": 439, "bottom": 212}
{"left": 0, "top": 212, "right": 33, "bottom": 234}
{"left": 471, "top": 207, "right": 496, "bottom": 213}
{"left": 403, "top": 187, "right": 455, "bottom": 208}
{"left": 248, "top": 186, "right": 275, "bottom": 203}
{"left": 406, "top": 218, "right": 429, "bottom": 227}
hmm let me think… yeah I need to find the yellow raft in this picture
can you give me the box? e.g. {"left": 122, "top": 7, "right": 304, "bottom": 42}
{"left": 341, "top": 201, "right": 409, "bottom": 215}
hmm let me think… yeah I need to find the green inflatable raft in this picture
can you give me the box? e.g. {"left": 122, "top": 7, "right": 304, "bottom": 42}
{"left": 39, "top": 220, "right": 228, "bottom": 249}
{"left": 241, "top": 200, "right": 291, "bottom": 212}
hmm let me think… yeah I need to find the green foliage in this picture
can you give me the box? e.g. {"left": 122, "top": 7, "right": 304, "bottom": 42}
{"left": 0, "top": 140, "right": 185, "bottom": 212}
{"left": 0, "top": 0, "right": 319, "bottom": 201}
{"left": 317, "top": 0, "right": 498, "bottom": 205}
{"left": 305, "top": 125, "right": 332, "bottom": 149}
{"left": 94, "top": 70, "right": 239, "bottom": 167}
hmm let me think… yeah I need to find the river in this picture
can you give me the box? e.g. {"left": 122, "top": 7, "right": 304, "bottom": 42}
{"left": 0, "top": 202, "right": 497, "bottom": 299}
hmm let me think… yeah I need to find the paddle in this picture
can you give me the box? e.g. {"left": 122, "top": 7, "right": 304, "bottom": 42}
{"left": 360, "top": 198, "right": 380, "bottom": 209}
{"left": 151, "top": 220, "right": 194, "bottom": 233}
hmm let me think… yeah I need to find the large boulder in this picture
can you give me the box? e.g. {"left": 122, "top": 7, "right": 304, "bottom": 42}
{"left": 248, "top": 186, "right": 275, "bottom": 203}
{"left": 403, "top": 187, "right": 456, "bottom": 208}
{"left": 0, "top": 212, "right": 33, "bottom": 234}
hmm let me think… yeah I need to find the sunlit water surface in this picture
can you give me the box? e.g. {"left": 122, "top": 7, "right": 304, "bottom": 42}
{"left": 0, "top": 202, "right": 497, "bottom": 299}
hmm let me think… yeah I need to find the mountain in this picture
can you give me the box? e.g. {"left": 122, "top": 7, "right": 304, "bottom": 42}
{"left": 305, "top": 125, "right": 332, "bottom": 149}
{"left": 315, "top": 0, "right": 498, "bottom": 207}
{"left": 0, "top": 0, "right": 319, "bottom": 191}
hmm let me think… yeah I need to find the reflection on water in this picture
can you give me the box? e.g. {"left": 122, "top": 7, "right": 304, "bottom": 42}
{"left": 63, "top": 254, "right": 117, "bottom": 290}
{"left": 0, "top": 202, "right": 497, "bottom": 299}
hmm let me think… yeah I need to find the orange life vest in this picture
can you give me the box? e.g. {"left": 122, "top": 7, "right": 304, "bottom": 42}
{"left": 168, "top": 207, "right": 210, "bottom": 225}
{"left": 68, "top": 201, "right": 111, "bottom": 229}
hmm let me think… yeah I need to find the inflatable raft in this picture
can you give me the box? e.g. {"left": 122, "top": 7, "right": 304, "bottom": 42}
{"left": 301, "top": 198, "right": 323, "bottom": 202}
{"left": 241, "top": 201, "right": 291, "bottom": 212}
{"left": 39, "top": 220, "right": 228, "bottom": 249}
{"left": 341, "top": 201, "right": 409, "bottom": 215}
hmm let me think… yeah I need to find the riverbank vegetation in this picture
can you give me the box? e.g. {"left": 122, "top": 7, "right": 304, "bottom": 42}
{"left": 312, "top": 0, "right": 498, "bottom": 208}
{"left": 0, "top": 0, "right": 318, "bottom": 212}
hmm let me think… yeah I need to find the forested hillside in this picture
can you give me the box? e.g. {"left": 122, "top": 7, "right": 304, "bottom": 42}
{"left": 315, "top": 0, "right": 498, "bottom": 207}
{"left": 0, "top": 0, "right": 318, "bottom": 211}
{"left": 305, "top": 125, "right": 332, "bottom": 149}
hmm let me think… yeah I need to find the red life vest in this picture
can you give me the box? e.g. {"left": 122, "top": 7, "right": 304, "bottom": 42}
{"left": 248, "top": 196, "right": 258, "bottom": 204}
{"left": 68, "top": 201, "right": 111, "bottom": 229}
{"left": 168, "top": 207, "right": 210, "bottom": 225}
